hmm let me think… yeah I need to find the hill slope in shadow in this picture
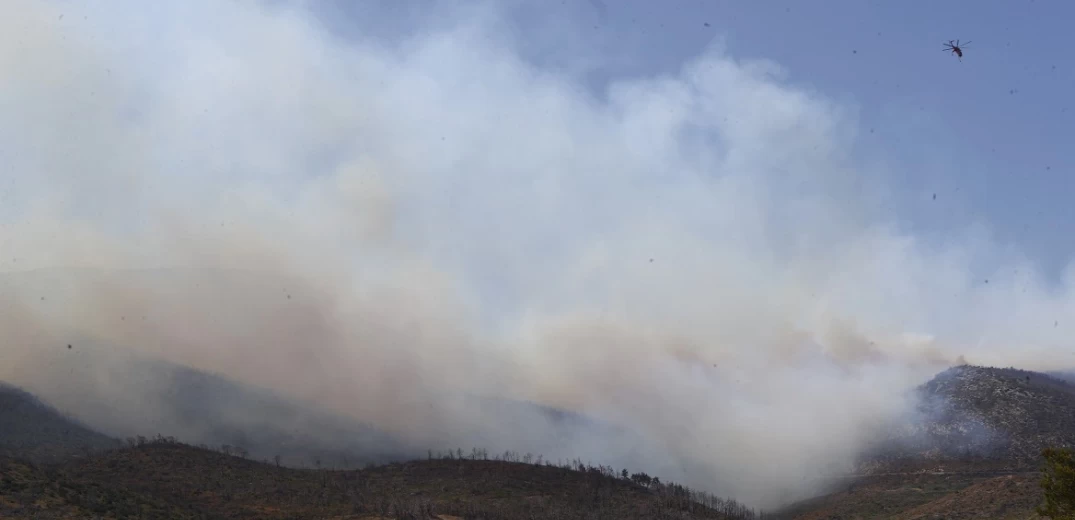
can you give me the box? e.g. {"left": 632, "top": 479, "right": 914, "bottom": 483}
{"left": 0, "top": 382, "right": 120, "bottom": 464}
{"left": 1, "top": 266, "right": 663, "bottom": 478}
{"left": 5, "top": 335, "right": 626, "bottom": 475}
{"left": 7, "top": 347, "right": 418, "bottom": 469}
{"left": 0, "top": 440, "right": 760, "bottom": 520}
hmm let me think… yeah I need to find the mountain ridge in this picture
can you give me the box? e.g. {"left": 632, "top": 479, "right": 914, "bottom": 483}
{"left": 0, "top": 381, "right": 120, "bottom": 464}
{"left": 865, "top": 364, "right": 1075, "bottom": 467}
{"left": 0, "top": 436, "right": 762, "bottom": 519}
{"left": 2, "top": 328, "right": 1071, "bottom": 519}
{"left": 778, "top": 363, "right": 1073, "bottom": 519}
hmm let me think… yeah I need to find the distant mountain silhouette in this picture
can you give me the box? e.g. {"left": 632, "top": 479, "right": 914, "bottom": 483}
{"left": 1, "top": 266, "right": 639, "bottom": 471}
{"left": 0, "top": 381, "right": 119, "bottom": 463}
{"left": 20, "top": 347, "right": 418, "bottom": 469}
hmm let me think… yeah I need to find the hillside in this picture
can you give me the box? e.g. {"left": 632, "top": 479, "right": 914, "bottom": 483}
{"left": 93, "top": 355, "right": 416, "bottom": 469}
{"left": 0, "top": 380, "right": 759, "bottom": 518}
{"left": 775, "top": 470, "right": 1043, "bottom": 520}
{"left": 4, "top": 344, "right": 1072, "bottom": 519}
{"left": 2, "top": 267, "right": 633, "bottom": 472}
{"left": 870, "top": 365, "right": 1075, "bottom": 466}
{"left": 0, "top": 382, "right": 120, "bottom": 463}
{"left": 777, "top": 365, "right": 1074, "bottom": 519}
{"left": 3, "top": 345, "right": 627, "bottom": 474}
{"left": 4, "top": 345, "right": 417, "bottom": 470}
{"left": 0, "top": 440, "right": 759, "bottom": 519}
{"left": 1049, "top": 369, "right": 1075, "bottom": 385}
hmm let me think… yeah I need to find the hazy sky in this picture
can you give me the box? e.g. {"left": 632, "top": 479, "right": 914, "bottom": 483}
{"left": 4, "top": 0, "right": 1075, "bottom": 507}
{"left": 315, "top": 0, "right": 1075, "bottom": 279}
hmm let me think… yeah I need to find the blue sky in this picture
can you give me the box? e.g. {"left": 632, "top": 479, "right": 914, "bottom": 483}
{"left": 316, "top": 0, "right": 1075, "bottom": 279}
{"left": 680, "top": 0, "right": 1074, "bottom": 279}
{"left": 586, "top": 0, "right": 1074, "bottom": 277}
{"left": 6, "top": 0, "right": 1075, "bottom": 506}
{"left": 4, "top": 0, "right": 1073, "bottom": 355}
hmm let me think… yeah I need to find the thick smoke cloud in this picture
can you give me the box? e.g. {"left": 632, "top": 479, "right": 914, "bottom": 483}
{"left": 1, "top": 0, "right": 1073, "bottom": 508}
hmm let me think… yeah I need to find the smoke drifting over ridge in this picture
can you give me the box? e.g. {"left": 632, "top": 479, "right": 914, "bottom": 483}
{"left": 1, "top": 0, "right": 1073, "bottom": 508}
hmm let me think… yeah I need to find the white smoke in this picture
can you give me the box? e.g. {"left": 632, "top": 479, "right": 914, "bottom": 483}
{"left": 0, "top": 0, "right": 1072, "bottom": 508}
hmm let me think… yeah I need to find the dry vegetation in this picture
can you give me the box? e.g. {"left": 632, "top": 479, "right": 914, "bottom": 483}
{"left": 774, "top": 365, "right": 1075, "bottom": 519}
{"left": 0, "top": 437, "right": 761, "bottom": 519}
{"left": 4, "top": 364, "right": 1075, "bottom": 519}
{"left": 865, "top": 365, "right": 1075, "bottom": 469}
{"left": 774, "top": 468, "right": 1045, "bottom": 519}
{"left": 0, "top": 382, "right": 121, "bottom": 464}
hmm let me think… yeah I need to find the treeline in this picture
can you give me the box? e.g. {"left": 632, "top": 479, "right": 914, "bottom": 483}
{"left": 424, "top": 447, "right": 762, "bottom": 519}
{"left": 1039, "top": 447, "right": 1075, "bottom": 519}
{"left": 124, "top": 434, "right": 253, "bottom": 460}
{"left": 114, "top": 435, "right": 763, "bottom": 519}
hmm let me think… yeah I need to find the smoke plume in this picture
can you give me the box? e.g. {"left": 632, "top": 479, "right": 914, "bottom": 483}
{"left": 1, "top": 0, "right": 1073, "bottom": 508}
